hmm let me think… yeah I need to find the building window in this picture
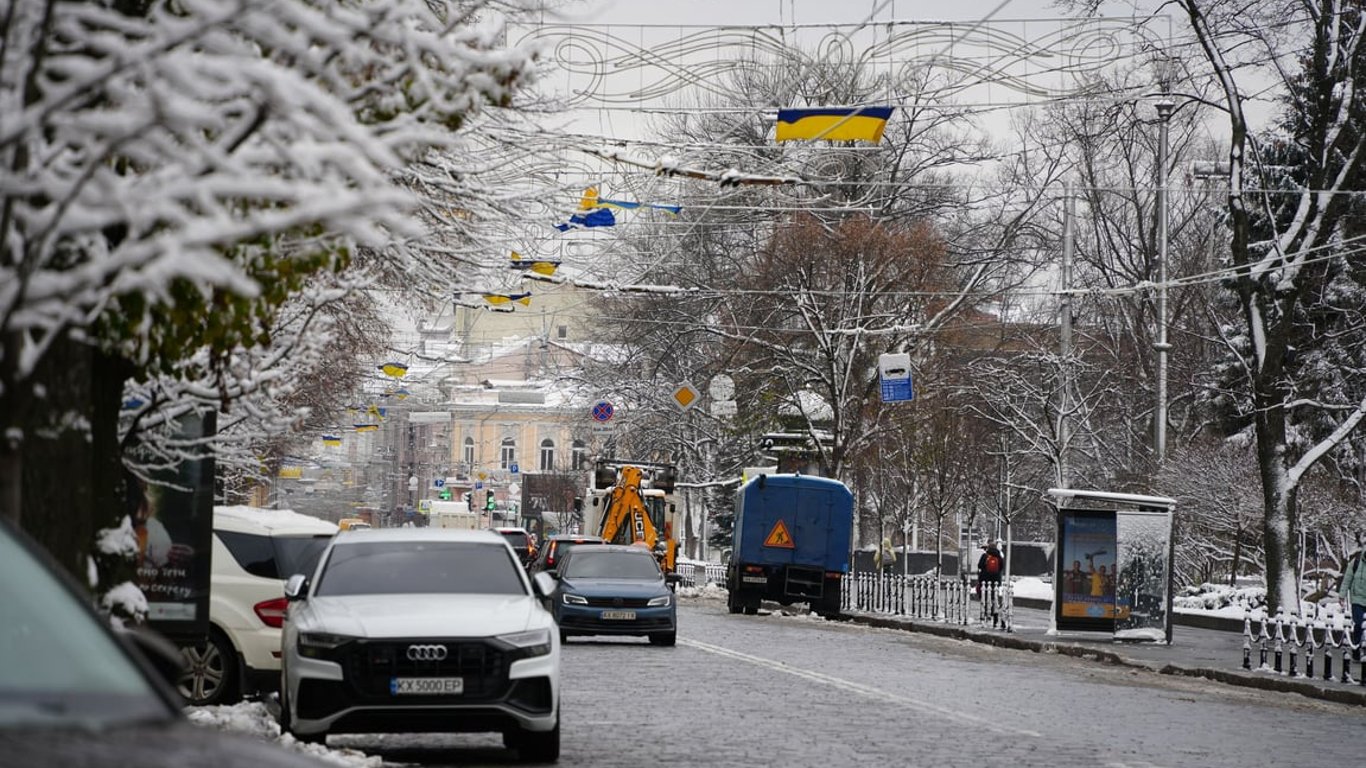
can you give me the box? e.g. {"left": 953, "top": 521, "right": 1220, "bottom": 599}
{"left": 500, "top": 437, "right": 516, "bottom": 470}
{"left": 463, "top": 436, "right": 474, "bottom": 466}
{"left": 539, "top": 439, "right": 556, "bottom": 471}
{"left": 571, "top": 440, "right": 587, "bottom": 470}
{"left": 557, "top": 325, "right": 568, "bottom": 339}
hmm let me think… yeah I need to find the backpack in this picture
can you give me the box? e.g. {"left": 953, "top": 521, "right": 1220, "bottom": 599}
{"left": 983, "top": 552, "right": 1001, "bottom": 576}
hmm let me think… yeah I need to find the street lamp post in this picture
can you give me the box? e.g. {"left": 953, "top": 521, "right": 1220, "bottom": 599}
{"left": 1154, "top": 64, "right": 1177, "bottom": 465}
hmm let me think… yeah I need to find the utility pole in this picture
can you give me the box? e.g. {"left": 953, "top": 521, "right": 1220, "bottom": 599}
{"left": 1059, "top": 182, "right": 1074, "bottom": 490}
{"left": 1155, "top": 94, "right": 1175, "bottom": 465}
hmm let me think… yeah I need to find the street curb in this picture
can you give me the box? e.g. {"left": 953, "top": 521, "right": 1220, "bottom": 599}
{"left": 838, "top": 611, "right": 1366, "bottom": 707}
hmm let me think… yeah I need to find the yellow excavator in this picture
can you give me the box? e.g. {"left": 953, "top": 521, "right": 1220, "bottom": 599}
{"left": 590, "top": 461, "right": 679, "bottom": 575}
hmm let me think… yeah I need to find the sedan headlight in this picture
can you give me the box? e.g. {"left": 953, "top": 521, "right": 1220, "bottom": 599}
{"left": 561, "top": 593, "right": 588, "bottom": 605}
{"left": 647, "top": 594, "right": 672, "bottom": 608}
{"left": 298, "top": 632, "right": 355, "bottom": 659}
{"left": 496, "top": 628, "right": 552, "bottom": 659}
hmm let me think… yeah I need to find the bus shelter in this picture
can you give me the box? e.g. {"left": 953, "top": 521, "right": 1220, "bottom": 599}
{"left": 1045, "top": 489, "right": 1177, "bottom": 643}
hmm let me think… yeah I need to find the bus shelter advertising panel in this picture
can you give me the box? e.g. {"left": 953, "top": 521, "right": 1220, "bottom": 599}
{"left": 130, "top": 412, "right": 215, "bottom": 641}
{"left": 1055, "top": 509, "right": 1129, "bottom": 631}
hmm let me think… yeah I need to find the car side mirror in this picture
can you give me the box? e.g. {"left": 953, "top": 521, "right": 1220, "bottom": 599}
{"left": 532, "top": 571, "right": 558, "bottom": 597}
{"left": 284, "top": 573, "right": 310, "bottom": 601}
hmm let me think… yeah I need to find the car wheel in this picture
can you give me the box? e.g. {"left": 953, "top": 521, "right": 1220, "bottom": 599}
{"left": 177, "top": 628, "right": 238, "bottom": 706}
{"left": 726, "top": 590, "right": 742, "bottom": 614}
{"left": 511, "top": 710, "right": 560, "bottom": 763}
{"left": 559, "top": 629, "right": 568, "bottom": 644}
{"left": 648, "top": 632, "right": 676, "bottom": 647}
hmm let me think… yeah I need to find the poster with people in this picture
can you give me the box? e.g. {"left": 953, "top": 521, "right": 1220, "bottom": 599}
{"left": 1057, "top": 510, "right": 1131, "bottom": 629}
{"left": 129, "top": 412, "right": 215, "bottom": 638}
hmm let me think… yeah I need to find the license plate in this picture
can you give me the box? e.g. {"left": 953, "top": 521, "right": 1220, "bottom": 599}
{"left": 742, "top": 575, "right": 768, "bottom": 584}
{"left": 391, "top": 677, "right": 464, "bottom": 695}
{"left": 600, "top": 610, "right": 636, "bottom": 620}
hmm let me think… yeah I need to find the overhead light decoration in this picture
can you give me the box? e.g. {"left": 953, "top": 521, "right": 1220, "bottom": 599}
{"left": 379, "top": 362, "right": 409, "bottom": 378}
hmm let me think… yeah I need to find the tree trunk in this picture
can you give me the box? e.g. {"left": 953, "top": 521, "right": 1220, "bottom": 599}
{"left": 15, "top": 332, "right": 132, "bottom": 589}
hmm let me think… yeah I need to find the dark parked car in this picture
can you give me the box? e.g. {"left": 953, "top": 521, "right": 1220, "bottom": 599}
{"left": 545, "top": 544, "right": 681, "bottom": 646}
{"left": 529, "top": 534, "right": 606, "bottom": 575}
{"left": 0, "top": 516, "right": 326, "bottom": 768}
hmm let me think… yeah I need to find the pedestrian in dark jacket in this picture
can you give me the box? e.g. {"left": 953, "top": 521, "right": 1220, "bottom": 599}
{"left": 977, "top": 541, "right": 1005, "bottom": 585}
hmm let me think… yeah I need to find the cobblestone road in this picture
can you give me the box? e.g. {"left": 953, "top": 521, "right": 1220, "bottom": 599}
{"left": 336, "top": 596, "right": 1364, "bottom": 767}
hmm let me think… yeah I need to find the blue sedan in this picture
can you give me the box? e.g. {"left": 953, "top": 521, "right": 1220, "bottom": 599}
{"left": 547, "top": 545, "right": 679, "bottom": 646}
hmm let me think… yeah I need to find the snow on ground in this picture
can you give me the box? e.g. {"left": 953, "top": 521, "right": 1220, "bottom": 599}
{"left": 187, "top": 702, "right": 382, "bottom": 767}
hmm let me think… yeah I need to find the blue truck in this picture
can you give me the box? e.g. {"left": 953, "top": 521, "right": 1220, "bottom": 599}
{"left": 725, "top": 474, "right": 854, "bottom": 617}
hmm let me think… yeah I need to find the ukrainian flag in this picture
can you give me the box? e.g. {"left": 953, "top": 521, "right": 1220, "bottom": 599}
{"left": 775, "top": 107, "right": 893, "bottom": 143}
{"left": 483, "top": 292, "right": 532, "bottom": 307}
{"left": 353, "top": 423, "right": 379, "bottom": 433}
{"left": 580, "top": 187, "right": 681, "bottom": 215}
{"left": 322, "top": 434, "right": 342, "bottom": 447}
{"left": 510, "top": 252, "right": 561, "bottom": 276}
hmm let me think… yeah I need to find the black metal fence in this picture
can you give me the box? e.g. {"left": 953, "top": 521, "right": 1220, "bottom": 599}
{"left": 1243, "top": 610, "right": 1365, "bottom": 685}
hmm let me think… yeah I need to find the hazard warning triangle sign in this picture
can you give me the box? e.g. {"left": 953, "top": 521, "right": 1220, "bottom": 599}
{"left": 763, "top": 519, "right": 795, "bottom": 549}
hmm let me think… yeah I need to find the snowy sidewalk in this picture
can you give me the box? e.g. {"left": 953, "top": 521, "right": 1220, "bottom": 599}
{"left": 841, "top": 603, "right": 1366, "bottom": 707}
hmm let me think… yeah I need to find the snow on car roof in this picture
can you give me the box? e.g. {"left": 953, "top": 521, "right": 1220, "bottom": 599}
{"left": 213, "top": 505, "right": 338, "bottom": 536}
{"left": 331, "top": 527, "right": 505, "bottom": 544}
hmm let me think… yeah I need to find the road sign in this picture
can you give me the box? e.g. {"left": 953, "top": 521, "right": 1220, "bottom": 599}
{"left": 763, "top": 519, "right": 795, "bottom": 549}
{"left": 432, "top": 478, "right": 445, "bottom": 488}
{"left": 508, "top": 482, "right": 520, "bottom": 498}
{"left": 710, "top": 400, "right": 737, "bottom": 417}
{"left": 708, "top": 374, "right": 735, "bottom": 402}
{"left": 878, "top": 352, "right": 914, "bottom": 403}
{"left": 510, "top": 463, "right": 519, "bottom": 474}
{"left": 591, "top": 400, "right": 615, "bottom": 422}
{"left": 475, "top": 481, "right": 484, "bottom": 490}
{"left": 591, "top": 423, "right": 616, "bottom": 435}
{"left": 671, "top": 383, "right": 701, "bottom": 412}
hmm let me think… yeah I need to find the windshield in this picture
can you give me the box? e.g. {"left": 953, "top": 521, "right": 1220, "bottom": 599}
{"left": 499, "top": 531, "right": 529, "bottom": 549}
{"left": 313, "top": 540, "right": 527, "bottom": 596}
{"left": 0, "top": 527, "right": 168, "bottom": 728}
{"left": 274, "top": 535, "right": 331, "bottom": 579}
{"left": 563, "top": 550, "right": 661, "bottom": 580}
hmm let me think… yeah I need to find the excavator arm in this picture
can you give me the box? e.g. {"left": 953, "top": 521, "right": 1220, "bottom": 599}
{"left": 596, "top": 465, "right": 675, "bottom": 572}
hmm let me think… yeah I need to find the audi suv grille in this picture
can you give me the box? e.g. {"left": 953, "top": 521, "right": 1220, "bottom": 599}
{"left": 342, "top": 640, "right": 508, "bottom": 700}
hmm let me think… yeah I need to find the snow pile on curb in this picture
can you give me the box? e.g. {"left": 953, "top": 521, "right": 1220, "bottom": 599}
{"left": 187, "top": 702, "right": 382, "bottom": 767}
{"left": 676, "top": 582, "right": 727, "bottom": 600}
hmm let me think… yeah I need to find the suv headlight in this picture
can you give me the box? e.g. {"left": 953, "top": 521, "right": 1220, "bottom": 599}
{"left": 647, "top": 594, "right": 672, "bottom": 607}
{"left": 562, "top": 593, "right": 588, "bottom": 605}
{"left": 298, "top": 632, "right": 355, "bottom": 659}
{"left": 496, "top": 628, "right": 552, "bottom": 659}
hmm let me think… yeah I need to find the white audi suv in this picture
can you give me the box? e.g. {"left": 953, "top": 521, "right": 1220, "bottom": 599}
{"left": 278, "top": 528, "right": 560, "bottom": 762}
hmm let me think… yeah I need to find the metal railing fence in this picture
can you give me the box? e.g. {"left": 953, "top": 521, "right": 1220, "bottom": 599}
{"left": 840, "top": 571, "right": 1013, "bottom": 631}
{"left": 1243, "top": 609, "right": 1366, "bottom": 686}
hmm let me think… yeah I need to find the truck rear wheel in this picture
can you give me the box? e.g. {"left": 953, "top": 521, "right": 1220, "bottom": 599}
{"left": 726, "top": 588, "right": 743, "bottom": 614}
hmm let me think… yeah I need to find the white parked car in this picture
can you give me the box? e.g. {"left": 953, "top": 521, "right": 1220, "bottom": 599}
{"left": 178, "top": 506, "right": 337, "bottom": 706}
{"left": 279, "top": 528, "right": 561, "bottom": 762}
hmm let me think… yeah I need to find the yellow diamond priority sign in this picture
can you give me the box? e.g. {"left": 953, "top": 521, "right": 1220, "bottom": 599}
{"left": 671, "top": 383, "right": 701, "bottom": 412}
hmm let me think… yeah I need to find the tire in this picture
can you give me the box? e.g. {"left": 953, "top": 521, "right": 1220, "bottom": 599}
{"left": 742, "top": 599, "right": 759, "bottom": 616}
{"left": 177, "top": 628, "right": 238, "bottom": 706}
{"left": 726, "top": 590, "right": 742, "bottom": 614}
{"left": 511, "top": 710, "right": 561, "bottom": 763}
{"left": 559, "top": 629, "right": 569, "bottom": 644}
{"left": 648, "top": 632, "right": 677, "bottom": 647}
{"left": 278, "top": 672, "right": 325, "bottom": 745}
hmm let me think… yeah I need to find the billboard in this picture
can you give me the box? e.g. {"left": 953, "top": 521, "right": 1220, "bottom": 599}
{"left": 129, "top": 412, "right": 215, "bottom": 640}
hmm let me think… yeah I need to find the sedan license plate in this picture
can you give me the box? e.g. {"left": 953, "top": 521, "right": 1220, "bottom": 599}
{"left": 391, "top": 677, "right": 464, "bottom": 695}
{"left": 600, "top": 610, "right": 636, "bottom": 620}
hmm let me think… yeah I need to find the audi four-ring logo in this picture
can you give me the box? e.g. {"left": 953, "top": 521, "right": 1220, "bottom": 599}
{"left": 406, "top": 644, "right": 448, "bottom": 661}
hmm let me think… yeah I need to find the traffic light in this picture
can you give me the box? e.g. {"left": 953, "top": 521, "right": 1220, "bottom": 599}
{"left": 484, "top": 491, "right": 496, "bottom": 511}
{"left": 438, "top": 488, "right": 452, "bottom": 500}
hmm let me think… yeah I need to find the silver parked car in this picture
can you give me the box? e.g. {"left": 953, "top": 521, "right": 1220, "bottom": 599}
{"left": 278, "top": 528, "right": 561, "bottom": 762}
